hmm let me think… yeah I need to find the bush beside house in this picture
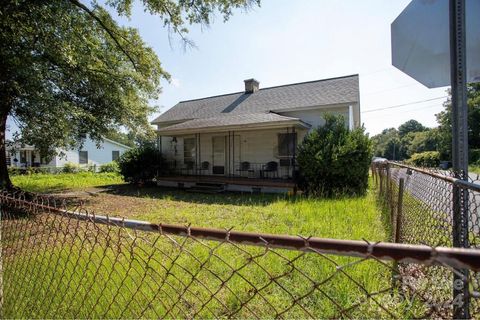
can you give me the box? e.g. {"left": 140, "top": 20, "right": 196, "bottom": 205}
{"left": 99, "top": 161, "right": 120, "bottom": 173}
{"left": 296, "top": 114, "right": 372, "bottom": 196}
{"left": 118, "top": 147, "right": 167, "bottom": 183}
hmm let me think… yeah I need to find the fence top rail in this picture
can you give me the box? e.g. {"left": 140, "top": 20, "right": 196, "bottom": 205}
{"left": 2, "top": 193, "right": 480, "bottom": 271}
{"left": 381, "top": 161, "right": 480, "bottom": 192}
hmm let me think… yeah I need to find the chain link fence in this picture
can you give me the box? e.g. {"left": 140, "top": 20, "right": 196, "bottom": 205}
{"left": 372, "top": 161, "right": 480, "bottom": 318}
{"left": 1, "top": 189, "right": 480, "bottom": 318}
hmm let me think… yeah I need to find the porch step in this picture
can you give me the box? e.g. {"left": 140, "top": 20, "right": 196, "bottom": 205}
{"left": 187, "top": 182, "right": 225, "bottom": 194}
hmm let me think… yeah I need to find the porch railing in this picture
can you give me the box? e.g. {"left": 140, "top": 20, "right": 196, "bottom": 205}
{"left": 164, "top": 160, "right": 296, "bottom": 180}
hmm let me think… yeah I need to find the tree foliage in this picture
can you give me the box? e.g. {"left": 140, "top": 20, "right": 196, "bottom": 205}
{"left": 371, "top": 128, "right": 405, "bottom": 160}
{"left": 406, "top": 129, "right": 439, "bottom": 157}
{"left": 436, "top": 83, "right": 480, "bottom": 161}
{"left": 296, "top": 114, "right": 372, "bottom": 197}
{"left": 0, "top": 0, "right": 259, "bottom": 188}
{"left": 371, "top": 119, "right": 439, "bottom": 161}
{"left": 398, "top": 119, "right": 426, "bottom": 137}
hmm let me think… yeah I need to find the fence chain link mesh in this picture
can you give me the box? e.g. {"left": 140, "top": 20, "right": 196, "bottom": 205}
{"left": 0, "top": 186, "right": 479, "bottom": 318}
{"left": 372, "top": 161, "right": 480, "bottom": 317}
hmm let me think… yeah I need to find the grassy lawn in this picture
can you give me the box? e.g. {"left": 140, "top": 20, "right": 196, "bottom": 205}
{"left": 469, "top": 164, "right": 480, "bottom": 175}
{"left": 11, "top": 172, "right": 386, "bottom": 240}
{"left": 3, "top": 173, "right": 428, "bottom": 318}
{"left": 11, "top": 172, "right": 124, "bottom": 193}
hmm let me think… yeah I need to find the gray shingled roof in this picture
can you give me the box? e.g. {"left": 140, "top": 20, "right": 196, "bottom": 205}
{"left": 152, "top": 74, "right": 359, "bottom": 124}
{"left": 157, "top": 113, "right": 309, "bottom": 134}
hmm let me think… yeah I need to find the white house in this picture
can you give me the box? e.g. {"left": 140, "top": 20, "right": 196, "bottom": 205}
{"left": 152, "top": 74, "right": 360, "bottom": 193}
{"left": 7, "top": 136, "right": 131, "bottom": 169}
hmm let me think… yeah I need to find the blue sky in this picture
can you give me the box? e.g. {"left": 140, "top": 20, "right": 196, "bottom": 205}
{"left": 111, "top": 0, "right": 448, "bottom": 136}
{"left": 8, "top": 0, "right": 450, "bottom": 138}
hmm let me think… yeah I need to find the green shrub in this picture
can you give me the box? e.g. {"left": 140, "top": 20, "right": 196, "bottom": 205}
{"left": 8, "top": 166, "right": 23, "bottom": 176}
{"left": 118, "top": 146, "right": 167, "bottom": 183}
{"left": 296, "top": 114, "right": 372, "bottom": 196}
{"left": 62, "top": 162, "right": 83, "bottom": 173}
{"left": 407, "top": 151, "right": 441, "bottom": 168}
{"left": 99, "top": 161, "right": 120, "bottom": 173}
{"left": 470, "top": 148, "right": 480, "bottom": 164}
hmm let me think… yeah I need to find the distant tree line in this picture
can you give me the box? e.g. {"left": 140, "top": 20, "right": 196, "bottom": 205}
{"left": 371, "top": 83, "right": 480, "bottom": 166}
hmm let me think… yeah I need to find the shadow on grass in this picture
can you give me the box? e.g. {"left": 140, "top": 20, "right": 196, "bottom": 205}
{"left": 99, "top": 184, "right": 291, "bottom": 206}
{"left": 96, "top": 183, "right": 370, "bottom": 207}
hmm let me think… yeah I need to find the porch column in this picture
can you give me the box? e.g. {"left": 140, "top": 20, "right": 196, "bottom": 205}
{"left": 292, "top": 126, "right": 296, "bottom": 179}
{"left": 292, "top": 126, "right": 296, "bottom": 163}
{"left": 197, "top": 133, "right": 201, "bottom": 167}
{"left": 232, "top": 130, "right": 235, "bottom": 177}
{"left": 195, "top": 133, "right": 200, "bottom": 175}
{"left": 348, "top": 105, "right": 354, "bottom": 130}
{"left": 227, "top": 131, "right": 232, "bottom": 177}
{"left": 157, "top": 134, "right": 162, "bottom": 152}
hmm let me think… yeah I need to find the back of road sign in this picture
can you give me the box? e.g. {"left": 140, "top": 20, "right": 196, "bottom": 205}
{"left": 391, "top": 0, "right": 480, "bottom": 88}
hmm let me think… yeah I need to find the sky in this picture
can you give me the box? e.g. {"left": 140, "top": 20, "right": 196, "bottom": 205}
{"left": 5, "top": 0, "right": 450, "bottom": 139}
{"left": 108, "top": 0, "right": 449, "bottom": 136}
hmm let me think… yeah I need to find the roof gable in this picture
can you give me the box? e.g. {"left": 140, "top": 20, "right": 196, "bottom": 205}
{"left": 152, "top": 74, "right": 359, "bottom": 124}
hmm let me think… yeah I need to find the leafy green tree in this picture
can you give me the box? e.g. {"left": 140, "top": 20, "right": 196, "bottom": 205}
{"left": 406, "top": 129, "right": 439, "bottom": 157}
{"left": 104, "top": 130, "right": 137, "bottom": 148}
{"left": 436, "top": 83, "right": 480, "bottom": 161}
{"left": 371, "top": 128, "right": 405, "bottom": 160}
{"left": 372, "top": 119, "right": 434, "bottom": 161}
{"left": 398, "top": 119, "right": 426, "bottom": 137}
{"left": 0, "top": 0, "right": 258, "bottom": 188}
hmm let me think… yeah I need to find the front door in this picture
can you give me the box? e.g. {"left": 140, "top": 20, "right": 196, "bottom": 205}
{"left": 212, "top": 136, "right": 226, "bottom": 175}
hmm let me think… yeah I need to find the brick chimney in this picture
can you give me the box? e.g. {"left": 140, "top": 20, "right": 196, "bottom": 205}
{"left": 244, "top": 78, "right": 260, "bottom": 93}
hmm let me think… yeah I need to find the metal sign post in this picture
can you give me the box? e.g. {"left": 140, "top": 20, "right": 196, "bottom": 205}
{"left": 449, "top": 0, "right": 469, "bottom": 318}
{"left": 392, "top": 0, "right": 473, "bottom": 316}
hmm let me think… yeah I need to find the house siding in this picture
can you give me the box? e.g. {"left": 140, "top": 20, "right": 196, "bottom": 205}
{"left": 278, "top": 106, "right": 351, "bottom": 132}
{"left": 55, "top": 138, "right": 130, "bottom": 167}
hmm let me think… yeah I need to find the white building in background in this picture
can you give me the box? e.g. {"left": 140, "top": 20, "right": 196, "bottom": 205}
{"left": 6, "top": 137, "right": 131, "bottom": 169}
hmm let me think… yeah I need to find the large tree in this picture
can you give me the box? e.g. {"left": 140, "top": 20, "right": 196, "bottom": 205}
{"left": 398, "top": 119, "right": 426, "bottom": 137}
{"left": 436, "top": 83, "right": 480, "bottom": 161}
{"left": 371, "top": 128, "right": 405, "bottom": 160}
{"left": 0, "top": 0, "right": 258, "bottom": 188}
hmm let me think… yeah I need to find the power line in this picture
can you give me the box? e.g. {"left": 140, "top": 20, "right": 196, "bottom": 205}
{"left": 362, "top": 96, "right": 448, "bottom": 113}
{"left": 362, "top": 83, "right": 417, "bottom": 96}
{"left": 362, "top": 103, "right": 445, "bottom": 119}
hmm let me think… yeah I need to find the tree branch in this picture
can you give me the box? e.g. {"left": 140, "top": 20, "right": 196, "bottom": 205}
{"left": 68, "top": 0, "right": 139, "bottom": 71}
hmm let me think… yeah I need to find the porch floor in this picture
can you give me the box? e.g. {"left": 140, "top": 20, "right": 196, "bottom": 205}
{"left": 156, "top": 175, "right": 296, "bottom": 188}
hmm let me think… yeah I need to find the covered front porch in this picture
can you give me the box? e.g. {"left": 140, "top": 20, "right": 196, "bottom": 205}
{"left": 156, "top": 114, "right": 310, "bottom": 192}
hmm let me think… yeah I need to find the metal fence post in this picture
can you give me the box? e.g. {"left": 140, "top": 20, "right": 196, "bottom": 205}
{"left": 395, "top": 178, "right": 404, "bottom": 244}
{"left": 391, "top": 178, "right": 405, "bottom": 293}
{"left": 449, "top": 0, "right": 470, "bottom": 317}
{"left": 379, "top": 168, "right": 384, "bottom": 196}
{"left": 386, "top": 163, "right": 391, "bottom": 199}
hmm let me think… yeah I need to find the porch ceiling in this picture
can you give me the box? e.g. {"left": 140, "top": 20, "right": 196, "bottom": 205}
{"left": 157, "top": 112, "right": 310, "bottom": 135}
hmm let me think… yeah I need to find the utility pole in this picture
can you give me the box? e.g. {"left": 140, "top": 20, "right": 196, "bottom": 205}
{"left": 449, "top": 0, "right": 469, "bottom": 318}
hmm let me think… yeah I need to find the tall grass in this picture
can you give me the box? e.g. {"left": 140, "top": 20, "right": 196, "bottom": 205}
{"left": 11, "top": 172, "right": 124, "bottom": 193}
{"left": 469, "top": 164, "right": 480, "bottom": 175}
{"left": 2, "top": 212, "right": 425, "bottom": 318}
{"left": 2, "top": 174, "right": 429, "bottom": 317}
